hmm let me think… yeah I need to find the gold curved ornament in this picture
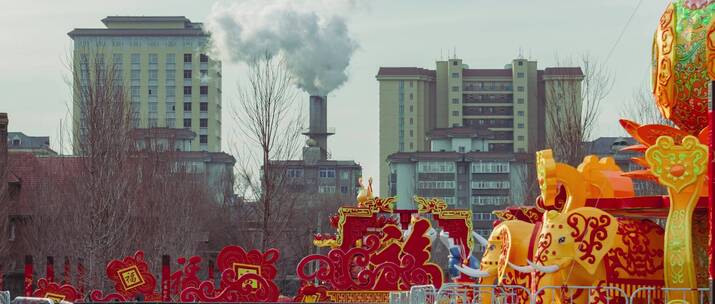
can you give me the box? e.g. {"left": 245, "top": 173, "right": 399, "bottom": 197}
{"left": 645, "top": 135, "right": 708, "bottom": 303}
{"left": 414, "top": 196, "right": 448, "bottom": 214}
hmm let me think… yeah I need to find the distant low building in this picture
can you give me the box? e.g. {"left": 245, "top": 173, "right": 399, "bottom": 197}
{"left": 269, "top": 143, "right": 362, "bottom": 202}
{"left": 7, "top": 132, "right": 56, "bottom": 156}
{"left": 586, "top": 136, "right": 661, "bottom": 195}
{"left": 387, "top": 127, "right": 534, "bottom": 258}
{"left": 130, "top": 127, "right": 235, "bottom": 203}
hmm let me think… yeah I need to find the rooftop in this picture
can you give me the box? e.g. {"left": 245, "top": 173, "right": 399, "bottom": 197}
{"left": 101, "top": 16, "right": 191, "bottom": 24}
{"left": 378, "top": 59, "right": 584, "bottom": 80}
{"left": 587, "top": 137, "right": 638, "bottom": 156}
{"left": 462, "top": 69, "right": 512, "bottom": 77}
{"left": 544, "top": 67, "right": 584, "bottom": 77}
{"left": 388, "top": 151, "right": 531, "bottom": 162}
{"left": 270, "top": 159, "right": 361, "bottom": 168}
{"left": 376, "top": 67, "right": 436, "bottom": 78}
{"left": 428, "top": 127, "right": 494, "bottom": 139}
{"left": 8, "top": 132, "right": 50, "bottom": 150}
{"left": 68, "top": 16, "right": 207, "bottom": 38}
{"left": 129, "top": 128, "right": 197, "bottom": 140}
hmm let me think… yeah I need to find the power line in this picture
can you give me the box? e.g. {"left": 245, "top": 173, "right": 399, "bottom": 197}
{"left": 605, "top": 0, "right": 645, "bottom": 64}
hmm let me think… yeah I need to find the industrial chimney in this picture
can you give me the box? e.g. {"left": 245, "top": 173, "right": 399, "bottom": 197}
{"left": 302, "top": 95, "right": 334, "bottom": 161}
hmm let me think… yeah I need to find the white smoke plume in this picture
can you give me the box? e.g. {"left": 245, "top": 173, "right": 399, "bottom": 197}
{"left": 207, "top": 1, "right": 359, "bottom": 96}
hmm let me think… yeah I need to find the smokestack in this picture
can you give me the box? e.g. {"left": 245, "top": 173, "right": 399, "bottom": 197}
{"left": 303, "top": 96, "right": 333, "bottom": 160}
{"left": 0, "top": 113, "right": 7, "bottom": 200}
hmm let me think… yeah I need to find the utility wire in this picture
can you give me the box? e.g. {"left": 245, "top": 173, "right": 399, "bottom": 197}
{"left": 605, "top": 0, "right": 645, "bottom": 64}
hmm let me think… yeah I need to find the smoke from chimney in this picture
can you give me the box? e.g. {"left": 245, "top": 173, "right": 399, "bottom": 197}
{"left": 207, "top": 1, "right": 358, "bottom": 95}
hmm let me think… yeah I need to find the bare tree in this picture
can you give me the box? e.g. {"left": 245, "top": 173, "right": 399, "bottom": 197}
{"left": 25, "top": 49, "right": 222, "bottom": 290}
{"left": 545, "top": 54, "right": 613, "bottom": 166}
{"left": 232, "top": 54, "right": 304, "bottom": 251}
{"left": 619, "top": 85, "right": 669, "bottom": 196}
{"left": 621, "top": 85, "right": 674, "bottom": 127}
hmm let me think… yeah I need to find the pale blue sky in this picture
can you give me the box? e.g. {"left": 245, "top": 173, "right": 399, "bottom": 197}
{"left": 0, "top": 0, "right": 670, "bottom": 195}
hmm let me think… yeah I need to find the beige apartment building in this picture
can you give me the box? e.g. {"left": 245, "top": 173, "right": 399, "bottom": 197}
{"left": 376, "top": 58, "right": 583, "bottom": 195}
{"left": 68, "top": 16, "right": 222, "bottom": 153}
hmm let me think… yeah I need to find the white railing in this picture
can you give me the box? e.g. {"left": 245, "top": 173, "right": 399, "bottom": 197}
{"left": 392, "top": 284, "right": 710, "bottom": 304}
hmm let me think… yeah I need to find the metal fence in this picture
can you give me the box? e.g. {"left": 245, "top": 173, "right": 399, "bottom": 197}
{"left": 389, "top": 284, "right": 712, "bottom": 304}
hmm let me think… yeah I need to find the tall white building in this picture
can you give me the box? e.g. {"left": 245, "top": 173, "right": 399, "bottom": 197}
{"left": 68, "top": 16, "right": 222, "bottom": 153}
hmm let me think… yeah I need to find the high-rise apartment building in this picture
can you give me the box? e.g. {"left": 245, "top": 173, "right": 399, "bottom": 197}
{"left": 376, "top": 58, "right": 583, "bottom": 194}
{"left": 68, "top": 16, "right": 222, "bottom": 153}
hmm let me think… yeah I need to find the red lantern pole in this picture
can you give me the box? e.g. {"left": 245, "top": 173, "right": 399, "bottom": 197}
{"left": 76, "top": 258, "right": 85, "bottom": 295}
{"left": 709, "top": 80, "right": 714, "bottom": 304}
{"left": 24, "top": 255, "right": 32, "bottom": 297}
{"left": 46, "top": 256, "right": 54, "bottom": 283}
{"left": 62, "top": 257, "right": 70, "bottom": 284}
{"left": 208, "top": 259, "right": 214, "bottom": 282}
{"left": 161, "top": 255, "right": 170, "bottom": 302}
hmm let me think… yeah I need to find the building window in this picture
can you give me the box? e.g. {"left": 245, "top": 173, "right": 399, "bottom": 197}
{"left": 340, "top": 186, "right": 349, "bottom": 194}
{"left": 166, "top": 54, "right": 176, "bottom": 64}
{"left": 453, "top": 61, "right": 458, "bottom": 66}
{"left": 451, "top": 72, "right": 459, "bottom": 78}
{"left": 200, "top": 118, "right": 208, "bottom": 128}
{"left": 518, "top": 136, "right": 524, "bottom": 141}
{"left": 200, "top": 54, "right": 209, "bottom": 63}
{"left": 451, "top": 86, "right": 459, "bottom": 92}
{"left": 318, "top": 185, "right": 336, "bottom": 193}
{"left": 166, "top": 86, "right": 176, "bottom": 97}
{"left": 409, "top": 142, "right": 413, "bottom": 149}
{"left": 148, "top": 54, "right": 158, "bottom": 64}
{"left": 200, "top": 102, "right": 208, "bottom": 112}
{"left": 409, "top": 105, "right": 413, "bottom": 112}
{"left": 319, "top": 167, "right": 336, "bottom": 178}
{"left": 459, "top": 146, "right": 465, "bottom": 153}
{"left": 409, "top": 118, "right": 413, "bottom": 124}
{"left": 471, "top": 161, "right": 510, "bottom": 173}
{"left": 517, "top": 86, "right": 524, "bottom": 92}
{"left": 340, "top": 171, "right": 349, "bottom": 180}
{"left": 287, "top": 168, "right": 304, "bottom": 177}
{"left": 183, "top": 86, "right": 192, "bottom": 95}
{"left": 518, "top": 123, "right": 524, "bottom": 128}
{"left": 184, "top": 70, "right": 192, "bottom": 79}
{"left": 149, "top": 70, "right": 158, "bottom": 80}
{"left": 199, "top": 135, "right": 208, "bottom": 144}
{"left": 409, "top": 93, "right": 413, "bottom": 100}
{"left": 131, "top": 70, "right": 140, "bottom": 80}
{"left": 410, "top": 81, "right": 413, "bottom": 87}
{"left": 148, "top": 102, "right": 158, "bottom": 112}
{"left": 131, "top": 54, "right": 140, "bottom": 64}
{"left": 131, "top": 86, "right": 140, "bottom": 97}
{"left": 148, "top": 86, "right": 157, "bottom": 96}
{"left": 184, "top": 53, "right": 192, "bottom": 63}
{"left": 418, "top": 161, "right": 456, "bottom": 173}
{"left": 166, "top": 118, "right": 175, "bottom": 128}
{"left": 183, "top": 118, "right": 191, "bottom": 128}
{"left": 517, "top": 72, "right": 524, "bottom": 78}
{"left": 518, "top": 98, "right": 524, "bottom": 104}
{"left": 518, "top": 111, "right": 524, "bottom": 116}
{"left": 184, "top": 103, "right": 192, "bottom": 111}
{"left": 452, "top": 98, "right": 459, "bottom": 104}
{"left": 518, "top": 61, "right": 523, "bottom": 66}
{"left": 452, "top": 111, "right": 459, "bottom": 116}
{"left": 200, "top": 86, "right": 208, "bottom": 95}
{"left": 410, "top": 130, "right": 413, "bottom": 137}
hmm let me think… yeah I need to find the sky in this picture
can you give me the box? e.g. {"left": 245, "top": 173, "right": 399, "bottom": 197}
{"left": 0, "top": 0, "right": 671, "bottom": 195}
